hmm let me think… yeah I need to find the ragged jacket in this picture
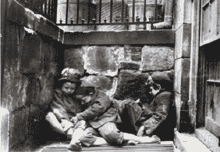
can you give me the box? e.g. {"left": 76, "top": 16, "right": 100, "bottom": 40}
{"left": 140, "top": 91, "right": 176, "bottom": 140}
{"left": 76, "top": 90, "right": 121, "bottom": 129}
{"left": 50, "top": 88, "right": 82, "bottom": 122}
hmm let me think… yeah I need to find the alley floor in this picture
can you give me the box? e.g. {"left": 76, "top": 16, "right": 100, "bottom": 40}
{"left": 37, "top": 141, "right": 175, "bottom": 152}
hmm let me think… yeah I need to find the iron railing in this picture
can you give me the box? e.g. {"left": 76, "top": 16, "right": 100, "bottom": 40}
{"left": 56, "top": 0, "right": 164, "bottom": 30}
{"left": 17, "top": 0, "right": 57, "bottom": 23}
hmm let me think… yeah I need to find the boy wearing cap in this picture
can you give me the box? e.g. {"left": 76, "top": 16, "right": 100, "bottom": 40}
{"left": 68, "top": 85, "right": 160, "bottom": 151}
{"left": 120, "top": 76, "right": 176, "bottom": 141}
{"left": 45, "top": 68, "right": 86, "bottom": 149}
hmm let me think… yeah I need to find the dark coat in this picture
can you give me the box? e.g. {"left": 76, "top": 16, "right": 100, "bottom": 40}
{"left": 119, "top": 91, "right": 176, "bottom": 141}
{"left": 140, "top": 91, "right": 176, "bottom": 140}
{"left": 76, "top": 90, "right": 121, "bottom": 129}
{"left": 50, "top": 88, "right": 82, "bottom": 122}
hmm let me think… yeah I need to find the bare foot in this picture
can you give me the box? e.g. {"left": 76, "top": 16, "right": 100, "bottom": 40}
{"left": 67, "top": 141, "right": 82, "bottom": 151}
{"left": 138, "top": 135, "right": 161, "bottom": 144}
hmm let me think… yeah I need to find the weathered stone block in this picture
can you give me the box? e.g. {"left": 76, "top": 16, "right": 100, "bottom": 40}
{"left": 9, "top": 108, "right": 28, "bottom": 149}
{"left": 174, "top": 92, "right": 181, "bottom": 131}
{"left": 28, "top": 105, "right": 42, "bottom": 136}
{"left": 38, "top": 75, "right": 55, "bottom": 106}
{"left": 64, "top": 47, "right": 85, "bottom": 75}
{"left": 2, "top": 74, "right": 29, "bottom": 112}
{"left": 175, "top": 24, "right": 191, "bottom": 59}
{"left": 174, "top": 58, "right": 190, "bottom": 103}
{"left": 20, "top": 31, "right": 41, "bottom": 74}
{"left": 173, "top": 0, "right": 192, "bottom": 30}
{"left": 113, "top": 70, "right": 150, "bottom": 101}
{"left": 175, "top": 92, "right": 191, "bottom": 132}
{"left": 142, "top": 46, "right": 174, "bottom": 71}
{"left": 83, "top": 46, "right": 123, "bottom": 76}
{"left": 124, "top": 45, "right": 142, "bottom": 62}
{"left": 80, "top": 75, "right": 113, "bottom": 91}
{"left": 119, "top": 62, "right": 140, "bottom": 70}
{"left": 0, "top": 108, "right": 9, "bottom": 152}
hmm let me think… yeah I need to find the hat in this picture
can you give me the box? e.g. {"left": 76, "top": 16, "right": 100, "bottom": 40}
{"left": 58, "top": 68, "right": 81, "bottom": 84}
{"left": 75, "top": 87, "right": 95, "bottom": 95}
{"left": 146, "top": 75, "right": 172, "bottom": 91}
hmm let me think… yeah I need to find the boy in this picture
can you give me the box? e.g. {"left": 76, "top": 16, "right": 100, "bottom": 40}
{"left": 120, "top": 76, "right": 176, "bottom": 141}
{"left": 45, "top": 68, "right": 86, "bottom": 150}
{"left": 68, "top": 84, "right": 160, "bottom": 151}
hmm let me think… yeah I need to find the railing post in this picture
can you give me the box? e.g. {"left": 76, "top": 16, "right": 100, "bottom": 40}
{"left": 93, "top": 18, "right": 96, "bottom": 30}
{"left": 66, "top": 0, "right": 69, "bottom": 24}
{"left": 110, "top": 0, "right": 113, "bottom": 23}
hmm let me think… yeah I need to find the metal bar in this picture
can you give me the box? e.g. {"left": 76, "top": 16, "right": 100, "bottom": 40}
{"left": 132, "top": 0, "right": 135, "bottom": 22}
{"left": 54, "top": 0, "right": 58, "bottom": 23}
{"left": 51, "top": 0, "right": 55, "bottom": 22}
{"left": 40, "top": 4, "right": 42, "bottom": 14}
{"left": 110, "top": 0, "right": 113, "bottom": 23}
{"left": 66, "top": 0, "right": 69, "bottom": 24}
{"left": 144, "top": 0, "right": 146, "bottom": 22}
{"left": 44, "top": 1, "right": 47, "bottom": 15}
{"left": 154, "top": 0, "right": 157, "bottom": 21}
{"left": 88, "top": 0, "right": 91, "bottom": 24}
{"left": 51, "top": 0, "right": 54, "bottom": 20}
{"left": 77, "top": 0, "right": 79, "bottom": 24}
{"left": 48, "top": 0, "right": 51, "bottom": 18}
{"left": 121, "top": 0, "right": 124, "bottom": 22}
{"left": 99, "top": 0, "right": 102, "bottom": 23}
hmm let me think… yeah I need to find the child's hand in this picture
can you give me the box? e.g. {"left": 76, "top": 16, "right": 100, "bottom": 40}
{"left": 71, "top": 116, "right": 78, "bottom": 124}
{"left": 61, "top": 119, "right": 73, "bottom": 131}
{"left": 137, "top": 125, "right": 145, "bottom": 136}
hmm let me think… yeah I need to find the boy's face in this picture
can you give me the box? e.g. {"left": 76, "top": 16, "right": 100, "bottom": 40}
{"left": 149, "top": 86, "right": 160, "bottom": 96}
{"left": 61, "top": 82, "right": 77, "bottom": 95}
{"left": 81, "top": 92, "right": 94, "bottom": 105}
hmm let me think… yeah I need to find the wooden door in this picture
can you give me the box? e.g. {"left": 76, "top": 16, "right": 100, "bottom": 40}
{"left": 198, "top": 41, "right": 220, "bottom": 137}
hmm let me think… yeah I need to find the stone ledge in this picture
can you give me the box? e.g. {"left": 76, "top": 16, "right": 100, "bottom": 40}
{"left": 7, "top": 0, "right": 64, "bottom": 43}
{"left": 195, "top": 127, "right": 220, "bottom": 152}
{"left": 174, "top": 130, "right": 211, "bottom": 152}
{"left": 64, "top": 30, "right": 175, "bottom": 45}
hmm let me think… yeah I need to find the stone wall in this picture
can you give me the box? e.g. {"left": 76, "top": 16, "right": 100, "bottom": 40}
{"left": 173, "top": 0, "right": 192, "bottom": 132}
{"left": 1, "top": 1, "right": 65, "bottom": 151}
{"left": 1, "top": 24, "right": 64, "bottom": 151}
{"left": 1, "top": 1, "right": 175, "bottom": 151}
{"left": 64, "top": 45, "right": 175, "bottom": 104}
